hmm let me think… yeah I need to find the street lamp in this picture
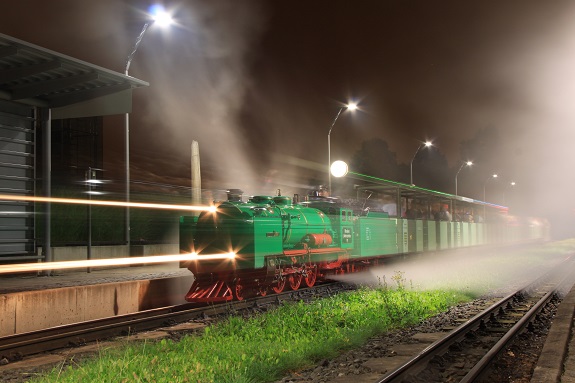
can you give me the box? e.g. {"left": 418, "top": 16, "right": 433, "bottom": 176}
{"left": 124, "top": 5, "right": 173, "bottom": 250}
{"left": 483, "top": 173, "right": 498, "bottom": 202}
{"left": 482, "top": 173, "right": 498, "bottom": 221}
{"left": 503, "top": 181, "right": 516, "bottom": 205}
{"left": 327, "top": 102, "right": 357, "bottom": 194}
{"left": 410, "top": 141, "right": 432, "bottom": 186}
{"left": 454, "top": 161, "right": 473, "bottom": 196}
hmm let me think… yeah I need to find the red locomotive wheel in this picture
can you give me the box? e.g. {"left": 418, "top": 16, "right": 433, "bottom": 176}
{"left": 304, "top": 266, "right": 317, "bottom": 287}
{"left": 272, "top": 276, "right": 286, "bottom": 294}
{"left": 234, "top": 280, "right": 245, "bottom": 301}
{"left": 289, "top": 274, "right": 302, "bottom": 290}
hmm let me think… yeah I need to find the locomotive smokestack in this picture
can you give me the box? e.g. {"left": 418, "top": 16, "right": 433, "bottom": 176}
{"left": 227, "top": 189, "right": 244, "bottom": 202}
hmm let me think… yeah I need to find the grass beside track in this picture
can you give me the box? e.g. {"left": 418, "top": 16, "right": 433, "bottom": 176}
{"left": 31, "top": 282, "right": 472, "bottom": 383}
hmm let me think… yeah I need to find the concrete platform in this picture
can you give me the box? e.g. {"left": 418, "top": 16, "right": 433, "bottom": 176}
{"left": 0, "top": 263, "right": 194, "bottom": 336}
{"left": 531, "top": 283, "right": 575, "bottom": 383}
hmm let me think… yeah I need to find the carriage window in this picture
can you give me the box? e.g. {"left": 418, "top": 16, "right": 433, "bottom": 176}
{"left": 342, "top": 211, "right": 346, "bottom": 221}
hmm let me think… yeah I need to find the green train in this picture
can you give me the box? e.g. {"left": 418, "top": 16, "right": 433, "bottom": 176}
{"left": 180, "top": 180, "right": 549, "bottom": 303}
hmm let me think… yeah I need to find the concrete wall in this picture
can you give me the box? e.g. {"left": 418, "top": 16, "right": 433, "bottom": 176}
{"left": 0, "top": 274, "right": 194, "bottom": 336}
{"left": 0, "top": 244, "right": 192, "bottom": 336}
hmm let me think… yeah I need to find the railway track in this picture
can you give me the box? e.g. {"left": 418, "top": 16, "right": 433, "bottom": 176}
{"left": 375, "top": 257, "right": 575, "bottom": 383}
{"left": 0, "top": 282, "right": 350, "bottom": 361}
{"left": 4, "top": 255, "right": 575, "bottom": 383}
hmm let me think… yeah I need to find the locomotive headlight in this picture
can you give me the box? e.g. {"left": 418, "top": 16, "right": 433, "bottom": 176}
{"left": 330, "top": 160, "right": 348, "bottom": 178}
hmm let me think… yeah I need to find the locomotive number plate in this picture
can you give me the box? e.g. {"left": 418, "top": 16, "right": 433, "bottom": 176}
{"left": 342, "top": 227, "right": 353, "bottom": 243}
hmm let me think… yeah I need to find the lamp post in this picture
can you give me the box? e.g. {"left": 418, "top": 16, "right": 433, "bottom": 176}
{"left": 482, "top": 173, "right": 498, "bottom": 220}
{"left": 327, "top": 102, "right": 357, "bottom": 194}
{"left": 503, "top": 181, "right": 516, "bottom": 205}
{"left": 483, "top": 173, "right": 498, "bottom": 202}
{"left": 454, "top": 161, "right": 473, "bottom": 196}
{"left": 410, "top": 141, "right": 432, "bottom": 186}
{"left": 124, "top": 6, "right": 173, "bottom": 251}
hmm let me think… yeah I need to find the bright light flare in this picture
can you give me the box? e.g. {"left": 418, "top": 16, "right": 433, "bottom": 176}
{"left": 0, "top": 194, "right": 213, "bottom": 212}
{"left": 149, "top": 5, "right": 174, "bottom": 26}
{"left": 424, "top": 141, "right": 433, "bottom": 147}
{"left": 0, "top": 252, "right": 236, "bottom": 274}
{"left": 347, "top": 102, "right": 358, "bottom": 111}
{"left": 330, "top": 160, "right": 348, "bottom": 177}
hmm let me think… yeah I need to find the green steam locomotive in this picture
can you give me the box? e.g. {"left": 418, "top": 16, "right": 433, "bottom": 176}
{"left": 180, "top": 180, "right": 548, "bottom": 303}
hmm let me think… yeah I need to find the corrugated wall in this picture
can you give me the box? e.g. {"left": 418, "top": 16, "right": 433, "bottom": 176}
{"left": 0, "top": 99, "right": 36, "bottom": 260}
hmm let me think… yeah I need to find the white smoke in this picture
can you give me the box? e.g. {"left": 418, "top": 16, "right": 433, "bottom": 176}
{"left": 127, "top": 2, "right": 267, "bottom": 195}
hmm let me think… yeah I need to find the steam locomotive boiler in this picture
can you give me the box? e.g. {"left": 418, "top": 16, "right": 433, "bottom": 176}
{"left": 180, "top": 190, "right": 360, "bottom": 302}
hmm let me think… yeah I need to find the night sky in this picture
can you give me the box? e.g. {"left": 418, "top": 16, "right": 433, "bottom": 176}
{"left": 2, "top": 1, "right": 575, "bottom": 237}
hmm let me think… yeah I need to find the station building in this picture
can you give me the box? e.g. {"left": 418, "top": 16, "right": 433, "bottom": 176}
{"left": 0, "top": 33, "right": 148, "bottom": 264}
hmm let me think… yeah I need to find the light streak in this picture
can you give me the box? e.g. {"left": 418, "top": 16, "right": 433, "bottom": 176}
{"left": 0, "top": 194, "right": 215, "bottom": 212}
{"left": 0, "top": 252, "right": 236, "bottom": 274}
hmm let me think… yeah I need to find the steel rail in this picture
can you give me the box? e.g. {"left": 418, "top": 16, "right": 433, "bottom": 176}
{"left": 375, "top": 255, "right": 575, "bottom": 383}
{"left": 0, "top": 282, "right": 345, "bottom": 359}
{"left": 460, "top": 288, "right": 557, "bottom": 382}
{"left": 460, "top": 261, "right": 575, "bottom": 382}
{"left": 374, "top": 290, "right": 520, "bottom": 383}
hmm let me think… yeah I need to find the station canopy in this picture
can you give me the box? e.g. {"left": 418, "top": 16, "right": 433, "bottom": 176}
{"left": 0, "top": 32, "right": 148, "bottom": 118}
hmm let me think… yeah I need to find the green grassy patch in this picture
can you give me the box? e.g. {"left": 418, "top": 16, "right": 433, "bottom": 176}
{"left": 31, "top": 283, "right": 472, "bottom": 383}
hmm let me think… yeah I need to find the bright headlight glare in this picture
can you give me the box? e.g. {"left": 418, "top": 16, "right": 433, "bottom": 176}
{"left": 330, "top": 160, "right": 348, "bottom": 178}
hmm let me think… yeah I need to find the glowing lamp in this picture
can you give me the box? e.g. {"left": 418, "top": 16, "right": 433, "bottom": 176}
{"left": 149, "top": 5, "right": 174, "bottom": 26}
{"left": 330, "top": 160, "right": 348, "bottom": 178}
{"left": 410, "top": 140, "right": 433, "bottom": 185}
{"left": 327, "top": 101, "right": 358, "bottom": 193}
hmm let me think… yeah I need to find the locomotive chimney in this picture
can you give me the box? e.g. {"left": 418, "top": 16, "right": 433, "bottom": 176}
{"left": 227, "top": 189, "right": 244, "bottom": 202}
{"left": 293, "top": 194, "right": 300, "bottom": 204}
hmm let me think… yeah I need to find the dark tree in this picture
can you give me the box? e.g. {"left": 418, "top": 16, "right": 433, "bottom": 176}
{"left": 412, "top": 146, "right": 451, "bottom": 192}
{"left": 350, "top": 138, "right": 402, "bottom": 181}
